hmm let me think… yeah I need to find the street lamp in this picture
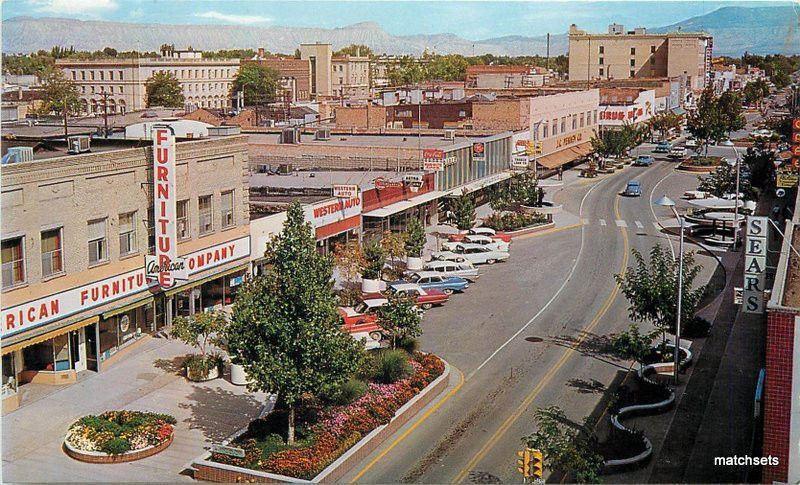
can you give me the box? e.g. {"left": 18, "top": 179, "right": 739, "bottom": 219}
{"left": 726, "top": 148, "right": 742, "bottom": 249}
{"left": 655, "top": 194, "right": 683, "bottom": 386}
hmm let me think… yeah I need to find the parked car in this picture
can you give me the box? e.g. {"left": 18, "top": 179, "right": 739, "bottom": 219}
{"left": 751, "top": 129, "right": 774, "bottom": 139}
{"left": 467, "top": 226, "right": 512, "bottom": 243}
{"left": 685, "top": 137, "right": 698, "bottom": 148}
{"left": 682, "top": 190, "right": 708, "bottom": 200}
{"left": 433, "top": 243, "right": 510, "bottom": 265}
{"left": 421, "top": 260, "right": 480, "bottom": 282}
{"left": 402, "top": 272, "right": 470, "bottom": 295}
{"left": 654, "top": 141, "right": 672, "bottom": 153}
{"left": 668, "top": 146, "right": 687, "bottom": 158}
{"left": 634, "top": 155, "right": 655, "bottom": 166}
{"left": 443, "top": 234, "right": 509, "bottom": 252}
{"left": 386, "top": 283, "right": 449, "bottom": 310}
{"left": 338, "top": 298, "right": 387, "bottom": 350}
{"left": 624, "top": 180, "right": 642, "bottom": 197}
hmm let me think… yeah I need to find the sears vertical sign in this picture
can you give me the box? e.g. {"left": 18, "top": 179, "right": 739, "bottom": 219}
{"left": 146, "top": 126, "right": 188, "bottom": 288}
{"left": 743, "top": 216, "right": 769, "bottom": 313}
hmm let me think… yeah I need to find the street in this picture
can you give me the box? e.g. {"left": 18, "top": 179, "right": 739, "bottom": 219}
{"left": 344, "top": 143, "right": 733, "bottom": 483}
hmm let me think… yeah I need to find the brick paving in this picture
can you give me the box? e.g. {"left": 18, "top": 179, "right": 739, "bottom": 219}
{"left": 2, "top": 336, "right": 267, "bottom": 483}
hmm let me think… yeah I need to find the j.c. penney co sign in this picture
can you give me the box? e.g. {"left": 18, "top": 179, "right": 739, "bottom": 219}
{"left": 1, "top": 236, "right": 250, "bottom": 339}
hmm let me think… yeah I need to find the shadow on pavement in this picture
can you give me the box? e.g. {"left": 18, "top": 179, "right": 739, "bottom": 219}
{"left": 178, "top": 385, "right": 263, "bottom": 442}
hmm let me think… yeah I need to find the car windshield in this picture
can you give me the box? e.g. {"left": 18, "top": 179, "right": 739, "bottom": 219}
{"left": 409, "top": 273, "right": 421, "bottom": 282}
{"left": 353, "top": 302, "right": 367, "bottom": 313}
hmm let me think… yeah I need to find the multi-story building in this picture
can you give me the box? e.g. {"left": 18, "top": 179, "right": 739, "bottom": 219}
{"left": 597, "top": 87, "right": 656, "bottom": 128}
{"left": 332, "top": 54, "right": 371, "bottom": 99}
{"left": 568, "top": 24, "right": 713, "bottom": 92}
{"left": 56, "top": 45, "right": 240, "bottom": 114}
{"left": 248, "top": 49, "right": 312, "bottom": 102}
{"left": 1, "top": 132, "right": 250, "bottom": 413}
{"left": 299, "top": 43, "right": 333, "bottom": 99}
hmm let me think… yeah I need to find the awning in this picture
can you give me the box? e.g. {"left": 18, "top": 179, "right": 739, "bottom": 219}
{"left": 446, "top": 171, "right": 513, "bottom": 196}
{"left": 536, "top": 142, "right": 594, "bottom": 170}
{"left": 671, "top": 107, "right": 687, "bottom": 116}
{"left": 164, "top": 264, "right": 248, "bottom": 297}
{"left": 1, "top": 316, "right": 99, "bottom": 356}
{"left": 688, "top": 198, "right": 744, "bottom": 210}
{"left": 102, "top": 296, "right": 154, "bottom": 319}
{"left": 364, "top": 191, "right": 448, "bottom": 218}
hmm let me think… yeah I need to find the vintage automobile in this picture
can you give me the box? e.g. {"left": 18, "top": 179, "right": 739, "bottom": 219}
{"left": 420, "top": 260, "right": 480, "bottom": 282}
{"left": 432, "top": 243, "right": 510, "bottom": 265}
{"left": 447, "top": 227, "right": 512, "bottom": 243}
{"left": 653, "top": 141, "right": 672, "bottom": 153}
{"left": 337, "top": 298, "right": 388, "bottom": 349}
{"left": 668, "top": 146, "right": 687, "bottom": 159}
{"left": 442, "top": 234, "right": 509, "bottom": 252}
{"left": 401, "top": 272, "right": 470, "bottom": 295}
{"left": 386, "top": 283, "right": 449, "bottom": 310}
{"left": 634, "top": 155, "right": 655, "bottom": 166}
{"left": 624, "top": 180, "right": 642, "bottom": 197}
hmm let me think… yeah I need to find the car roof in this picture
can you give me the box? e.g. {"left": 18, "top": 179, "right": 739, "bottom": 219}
{"left": 391, "top": 282, "right": 425, "bottom": 292}
{"left": 628, "top": 180, "right": 641, "bottom": 185}
{"left": 411, "top": 271, "right": 446, "bottom": 279}
{"left": 362, "top": 298, "right": 388, "bottom": 307}
{"left": 458, "top": 242, "right": 486, "bottom": 249}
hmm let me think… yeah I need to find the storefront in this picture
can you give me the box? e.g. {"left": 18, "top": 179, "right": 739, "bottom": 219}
{"left": 304, "top": 195, "right": 363, "bottom": 254}
{"left": 361, "top": 172, "right": 443, "bottom": 238}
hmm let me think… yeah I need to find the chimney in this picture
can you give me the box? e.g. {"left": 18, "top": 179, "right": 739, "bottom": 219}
{"left": 258, "top": 47, "right": 265, "bottom": 58}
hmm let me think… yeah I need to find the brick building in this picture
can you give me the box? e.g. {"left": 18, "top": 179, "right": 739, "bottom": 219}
{"left": 247, "top": 50, "right": 312, "bottom": 101}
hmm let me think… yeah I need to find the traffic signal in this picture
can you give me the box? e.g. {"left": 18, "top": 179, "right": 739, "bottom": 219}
{"left": 530, "top": 449, "right": 543, "bottom": 479}
{"left": 517, "top": 449, "right": 531, "bottom": 478}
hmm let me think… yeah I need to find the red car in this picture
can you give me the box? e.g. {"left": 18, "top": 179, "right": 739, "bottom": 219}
{"left": 448, "top": 227, "right": 512, "bottom": 243}
{"left": 365, "top": 283, "right": 449, "bottom": 310}
{"left": 337, "top": 298, "right": 387, "bottom": 349}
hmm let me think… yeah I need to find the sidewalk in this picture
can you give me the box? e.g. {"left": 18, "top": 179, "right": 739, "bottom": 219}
{"left": 2, "top": 337, "right": 267, "bottom": 483}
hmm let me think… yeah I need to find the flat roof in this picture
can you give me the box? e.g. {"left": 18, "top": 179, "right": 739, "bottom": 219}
{"left": 247, "top": 131, "right": 509, "bottom": 150}
{"left": 250, "top": 170, "right": 404, "bottom": 190}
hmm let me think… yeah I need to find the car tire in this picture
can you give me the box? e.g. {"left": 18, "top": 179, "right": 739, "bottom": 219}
{"left": 369, "top": 331, "right": 384, "bottom": 341}
{"left": 486, "top": 259, "right": 496, "bottom": 265}
{"left": 421, "top": 303, "right": 433, "bottom": 310}
{"left": 443, "top": 288, "right": 454, "bottom": 295}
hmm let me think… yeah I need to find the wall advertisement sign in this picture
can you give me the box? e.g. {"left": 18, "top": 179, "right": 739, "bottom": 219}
{"left": 148, "top": 127, "right": 188, "bottom": 288}
{"left": 743, "top": 216, "right": 769, "bottom": 313}
{"left": 2, "top": 236, "right": 251, "bottom": 339}
{"left": 332, "top": 184, "right": 359, "bottom": 199}
{"left": 304, "top": 196, "right": 362, "bottom": 229}
{"left": 512, "top": 155, "right": 530, "bottom": 168}
{"left": 423, "top": 159, "right": 444, "bottom": 172}
{"left": 472, "top": 142, "right": 486, "bottom": 162}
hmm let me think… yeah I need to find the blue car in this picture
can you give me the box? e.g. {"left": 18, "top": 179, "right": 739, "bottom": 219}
{"left": 635, "top": 155, "right": 655, "bottom": 166}
{"left": 624, "top": 180, "right": 642, "bottom": 197}
{"left": 401, "top": 272, "right": 470, "bottom": 295}
{"left": 653, "top": 141, "right": 672, "bottom": 153}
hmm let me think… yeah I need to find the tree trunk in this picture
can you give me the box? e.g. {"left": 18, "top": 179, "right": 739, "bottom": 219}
{"left": 287, "top": 405, "right": 296, "bottom": 445}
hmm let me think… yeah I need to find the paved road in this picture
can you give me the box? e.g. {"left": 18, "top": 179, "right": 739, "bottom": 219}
{"left": 345, "top": 146, "right": 722, "bottom": 483}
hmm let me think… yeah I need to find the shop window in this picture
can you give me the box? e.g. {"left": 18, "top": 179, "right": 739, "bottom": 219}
{"left": 2, "top": 353, "right": 16, "bottom": 398}
{"left": 22, "top": 341, "right": 54, "bottom": 371}
{"left": 220, "top": 190, "right": 234, "bottom": 229}
{"left": 41, "top": 227, "right": 63, "bottom": 277}
{"left": 53, "top": 333, "right": 71, "bottom": 371}
{"left": 119, "top": 211, "right": 137, "bottom": 256}
{"left": 99, "top": 317, "right": 119, "bottom": 358}
{"left": 2, "top": 236, "right": 26, "bottom": 288}
{"left": 177, "top": 200, "right": 190, "bottom": 239}
{"left": 88, "top": 218, "right": 108, "bottom": 265}
{"left": 199, "top": 195, "right": 213, "bottom": 235}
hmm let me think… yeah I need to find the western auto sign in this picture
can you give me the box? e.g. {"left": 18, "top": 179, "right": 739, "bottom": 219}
{"left": 305, "top": 196, "right": 362, "bottom": 229}
{"left": 333, "top": 184, "right": 359, "bottom": 199}
{"left": 150, "top": 126, "right": 187, "bottom": 288}
{"left": 2, "top": 237, "right": 250, "bottom": 339}
{"left": 743, "top": 216, "right": 769, "bottom": 313}
{"left": 472, "top": 142, "right": 486, "bottom": 162}
{"left": 423, "top": 148, "right": 445, "bottom": 160}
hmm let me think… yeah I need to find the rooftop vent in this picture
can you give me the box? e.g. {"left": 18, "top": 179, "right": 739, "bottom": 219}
{"left": 1, "top": 146, "right": 34, "bottom": 164}
{"left": 67, "top": 135, "right": 91, "bottom": 155}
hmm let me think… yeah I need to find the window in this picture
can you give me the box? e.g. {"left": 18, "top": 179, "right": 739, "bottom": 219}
{"left": 41, "top": 228, "right": 63, "bottom": 277}
{"left": 2, "top": 237, "right": 25, "bottom": 288}
{"left": 599, "top": 45, "right": 604, "bottom": 54}
{"left": 630, "top": 47, "right": 636, "bottom": 55}
{"left": 177, "top": 200, "right": 190, "bottom": 239}
{"left": 599, "top": 57, "right": 604, "bottom": 65}
{"left": 560, "top": 117, "right": 566, "bottom": 133}
{"left": 119, "top": 85, "right": 124, "bottom": 93}
{"left": 100, "top": 71, "right": 104, "bottom": 81}
{"left": 599, "top": 67, "right": 604, "bottom": 77}
{"left": 630, "top": 59, "right": 636, "bottom": 67}
{"left": 220, "top": 191, "right": 234, "bottom": 229}
{"left": 650, "top": 57, "right": 655, "bottom": 65}
{"left": 587, "top": 110, "right": 593, "bottom": 125}
{"left": 199, "top": 195, "right": 213, "bottom": 235}
{"left": 71, "top": 71, "right": 76, "bottom": 80}
{"left": 650, "top": 45, "right": 656, "bottom": 54}
{"left": 580, "top": 113, "right": 585, "bottom": 128}
{"left": 119, "top": 70, "right": 123, "bottom": 80}
{"left": 397, "top": 110, "right": 412, "bottom": 117}
{"left": 119, "top": 212, "right": 137, "bottom": 256}
{"left": 593, "top": 110, "right": 598, "bottom": 124}
{"left": 630, "top": 70, "right": 636, "bottom": 77}
{"left": 551, "top": 118, "right": 558, "bottom": 135}
{"left": 109, "top": 71, "right": 114, "bottom": 80}
{"left": 81, "top": 71, "right": 86, "bottom": 80}
{"left": 572, "top": 115, "right": 577, "bottom": 130}
{"left": 90, "top": 71, "right": 95, "bottom": 80}
{"left": 110, "top": 86, "right": 114, "bottom": 94}
{"left": 88, "top": 218, "right": 108, "bottom": 265}
{"left": 542, "top": 122, "right": 549, "bottom": 138}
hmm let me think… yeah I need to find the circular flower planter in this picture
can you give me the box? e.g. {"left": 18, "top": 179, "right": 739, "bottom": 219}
{"left": 64, "top": 411, "right": 176, "bottom": 464}
{"left": 186, "top": 364, "right": 220, "bottom": 382}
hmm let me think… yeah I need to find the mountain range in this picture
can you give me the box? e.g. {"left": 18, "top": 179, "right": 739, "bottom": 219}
{"left": 3, "top": 6, "right": 798, "bottom": 57}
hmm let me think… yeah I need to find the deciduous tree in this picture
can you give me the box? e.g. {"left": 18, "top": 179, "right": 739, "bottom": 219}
{"left": 145, "top": 71, "right": 185, "bottom": 108}
{"left": 37, "top": 68, "right": 80, "bottom": 116}
{"left": 404, "top": 217, "right": 426, "bottom": 258}
{"left": 377, "top": 294, "right": 422, "bottom": 349}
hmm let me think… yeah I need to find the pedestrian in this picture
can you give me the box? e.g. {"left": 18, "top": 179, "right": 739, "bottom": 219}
{"left": 558, "top": 167, "right": 563, "bottom": 180}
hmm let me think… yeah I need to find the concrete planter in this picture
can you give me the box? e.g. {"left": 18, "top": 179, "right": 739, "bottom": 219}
{"left": 65, "top": 432, "right": 174, "bottom": 464}
{"left": 186, "top": 364, "right": 220, "bottom": 382}
{"left": 230, "top": 364, "right": 250, "bottom": 386}
{"left": 361, "top": 278, "right": 382, "bottom": 293}
{"left": 503, "top": 221, "right": 555, "bottom": 237}
{"left": 406, "top": 256, "right": 423, "bottom": 271}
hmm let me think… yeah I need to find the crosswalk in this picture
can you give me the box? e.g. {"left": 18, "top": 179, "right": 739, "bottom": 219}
{"left": 578, "top": 218, "right": 665, "bottom": 234}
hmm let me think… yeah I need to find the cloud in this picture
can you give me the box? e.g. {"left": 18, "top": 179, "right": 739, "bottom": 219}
{"left": 31, "top": 0, "right": 118, "bottom": 15}
{"left": 195, "top": 11, "right": 271, "bottom": 24}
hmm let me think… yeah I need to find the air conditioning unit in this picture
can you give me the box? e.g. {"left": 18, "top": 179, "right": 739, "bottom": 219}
{"left": 315, "top": 128, "right": 331, "bottom": 141}
{"left": 67, "top": 135, "right": 91, "bottom": 154}
{"left": 443, "top": 129, "right": 456, "bottom": 141}
{"left": 1, "top": 146, "right": 34, "bottom": 164}
{"left": 280, "top": 128, "right": 300, "bottom": 144}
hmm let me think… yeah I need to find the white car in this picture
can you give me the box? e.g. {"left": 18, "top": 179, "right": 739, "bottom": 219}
{"left": 421, "top": 260, "right": 480, "bottom": 282}
{"left": 685, "top": 137, "right": 698, "bottom": 148}
{"left": 442, "top": 234, "right": 509, "bottom": 252}
{"left": 682, "top": 190, "right": 708, "bottom": 200}
{"left": 669, "top": 146, "right": 687, "bottom": 158}
{"left": 432, "top": 243, "right": 510, "bottom": 265}
{"left": 751, "top": 129, "right": 774, "bottom": 139}
{"left": 469, "top": 227, "right": 496, "bottom": 237}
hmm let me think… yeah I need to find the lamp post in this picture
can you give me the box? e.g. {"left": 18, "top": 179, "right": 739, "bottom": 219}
{"left": 655, "top": 194, "right": 683, "bottom": 385}
{"left": 726, "top": 147, "right": 742, "bottom": 249}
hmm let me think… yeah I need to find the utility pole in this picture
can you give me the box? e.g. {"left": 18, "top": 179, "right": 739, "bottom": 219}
{"left": 63, "top": 93, "right": 69, "bottom": 140}
{"left": 546, "top": 33, "right": 550, "bottom": 73}
{"left": 100, "top": 91, "right": 110, "bottom": 137}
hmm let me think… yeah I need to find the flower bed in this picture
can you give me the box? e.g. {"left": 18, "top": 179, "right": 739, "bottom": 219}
{"left": 209, "top": 352, "right": 444, "bottom": 480}
{"left": 482, "top": 211, "right": 548, "bottom": 232}
{"left": 64, "top": 411, "right": 176, "bottom": 462}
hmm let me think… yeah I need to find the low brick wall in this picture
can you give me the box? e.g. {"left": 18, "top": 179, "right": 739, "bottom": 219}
{"left": 64, "top": 433, "right": 173, "bottom": 464}
{"left": 192, "top": 360, "right": 451, "bottom": 483}
{"left": 676, "top": 163, "right": 719, "bottom": 173}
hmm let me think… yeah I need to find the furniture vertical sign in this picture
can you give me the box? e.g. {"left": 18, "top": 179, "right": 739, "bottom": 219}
{"left": 743, "top": 216, "right": 769, "bottom": 313}
{"left": 146, "top": 126, "right": 188, "bottom": 288}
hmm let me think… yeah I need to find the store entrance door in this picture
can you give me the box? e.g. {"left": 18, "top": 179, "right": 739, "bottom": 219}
{"left": 70, "top": 330, "right": 87, "bottom": 372}
{"left": 84, "top": 324, "right": 98, "bottom": 372}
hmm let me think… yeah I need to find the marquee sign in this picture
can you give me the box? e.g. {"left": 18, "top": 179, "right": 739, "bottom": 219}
{"left": 149, "top": 126, "right": 188, "bottom": 288}
{"left": 2, "top": 237, "right": 251, "bottom": 339}
{"left": 743, "top": 216, "right": 769, "bottom": 313}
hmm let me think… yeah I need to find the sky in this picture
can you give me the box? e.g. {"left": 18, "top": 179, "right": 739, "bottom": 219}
{"left": 2, "top": 0, "right": 794, "bottom": 40}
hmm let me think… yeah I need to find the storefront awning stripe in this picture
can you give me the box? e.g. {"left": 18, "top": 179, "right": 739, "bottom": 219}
{"left": 1, "top": 316, "right": 99, "bottom": 356}
{"left": 101, "top": 296, "right": 154, "bottom": 319}
{"left": 163, "top": 264, "right": 248, "bottom": 297}
{"left": 364, "top": 191, "right": 448, "bottom": 218}
{"left": 537, "top": 142, "right": 594, "bottom": 169}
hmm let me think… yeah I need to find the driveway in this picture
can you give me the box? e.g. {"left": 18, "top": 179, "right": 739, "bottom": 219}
{"left": 2, "top": 336, "right": 267, "bottom": 483}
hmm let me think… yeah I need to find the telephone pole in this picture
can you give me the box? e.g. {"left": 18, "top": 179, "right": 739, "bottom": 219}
{"left": 62, "top": 94, "right": 69, "bottom": 139}
{"left": 99, "top": 91, "right": 110, "bottom": 137}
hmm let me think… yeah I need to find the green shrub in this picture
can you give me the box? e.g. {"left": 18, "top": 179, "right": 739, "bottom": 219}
{"left": 482, "top": 211, "right": 548, "bottom": 232}
{"left": 370, "top": 349, "right": 412, "bottom": 384}
{"left": 332, "top": 378, "right": 368, "bottom": 405}
{"left": 101, "top": 437, "right": 132, "bottom": 455}
{"left": 396, "top": 336, "right": 420, "bottom": 354}
{"left": 185, "top": 354, "right": 224, "bottom": 380}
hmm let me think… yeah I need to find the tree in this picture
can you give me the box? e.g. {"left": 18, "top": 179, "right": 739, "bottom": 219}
{"left": 611, "top": 324, "right": 659, "bottom": 371}
{"left": 687, "top": 87, "right": 726, "bottom": 155}
{"left": 404, "top": 217, "right": 427, "bottom": 258}
{"left": 362, "top": 239, "right": 386, "bottom": 280}
{"left": 648, "top": 112, "right": 682, "bottom": 140}
{"left": 716, "top": 90, "right": 745, "bottom": 139}
{"left": 377, "top": 294, "right": 422, "bottom": 349}
{"left": 743, "top": 139, "right": 777, "bottom": 192}
{"left": 226, "top": 202, "right": 363, "bottom": 444}
{"left": 697, "top": 162, "right": 752, "bottom": 199}
{"left": 523, "top": 406, "right": 603, "bottom": 483}
{"left": 333, "top": 240, "right": 365, "bottom": 283}
{"left": 615, "top": 244, "right": 706, "bottom": 352}
{"left": 380, "top": 231, "right": 407, "bottom": 267}
{"left": 145, "top": 71, "right": 185, "bottom": 108}
{"left": 334, "top": 44, "right": 373, "bottom": 57}
{"left": 37, "top": 68, "right": 80, "bottom": 116}
{"left": 231, "top": 63, "right": 280, "bottom": 107}
{"left": 743, "top": 78, "right": 770, "bottom": 106}
{"left": 171, "top": 311, "right": 226, "bottom": 359}
{"left": 590, "top": 123, "right": 642, "bottom": 160}
{"left": 450, "top": 194, "right": 476, "bottom": 231}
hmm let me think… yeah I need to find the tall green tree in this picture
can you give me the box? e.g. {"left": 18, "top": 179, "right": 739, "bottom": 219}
{"left": 145, "top": 71, "right": 185, "bottom": 108}
{"left": 231, "top": 63, "right": 280, "bottom": 106}
{"left": 37, "top": 68, "right": 81, "bottom": 116}
{"left": 743, "top": 78, "right": 770, "bottom": 106}
{"left": 647, "top": 112, "right": 682, "bottom": 140}
{"left": 615, "top": 244, "right": 706, "bottom": 352}
{"left": 377, "top": 294, "right": 422, "bottom": 349}
{"left": 743, "top": 139, "right": 777, "bottom": 192}
{"left": 590, "top": 123, "right": 642, "bottom": 159}
{"left": 697, "top": 163, "right": 752, "bottom": 199}
{"left": 334, "top": 44, "right": 373, "bottom": 57}
{"left": 450, "top": 194, "right": 476, "bottom": 231}
{"left": 716, "top": 90, "right": 745, "bottom": 138}
{"left": 226, "top": 203, "right": 363, "bottom": 444}
{"left": 404, "top": 217, "right": 426, "bottom": 258}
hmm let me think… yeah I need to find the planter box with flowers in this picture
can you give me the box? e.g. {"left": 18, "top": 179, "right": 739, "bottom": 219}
{"left": 171, "top": 311, "right": 227, "bottom": 382}
{"left": 64, "top": 411, "right": 176, "bottom": 464}
{"left": 192, "top": 352, "right": 450, "bottom": 483}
